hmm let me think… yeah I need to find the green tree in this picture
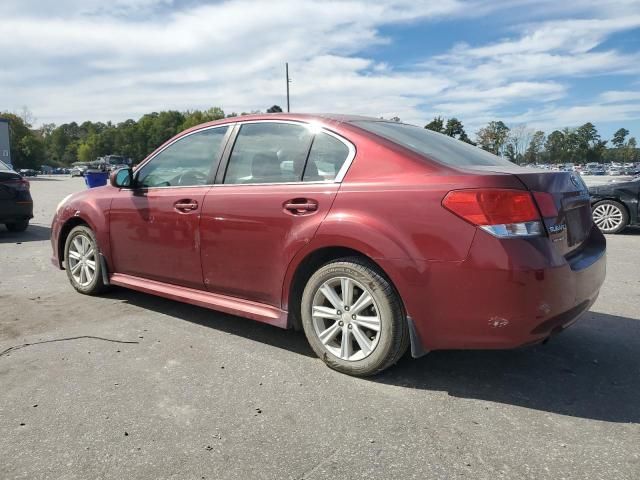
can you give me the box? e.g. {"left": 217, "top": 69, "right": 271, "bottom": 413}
{"left": 612, "top": 128, "right": 629, "bottom": 149}
{"left": 476, "top": 121, "right": 510, "bottom": 155}
{"left": 575, "top": 122, "right": 606, "bottom": 162}
{"left": 444, "top": 118, "right": 464, "bottom": 137}
{"left": 0, "top": 112, "right": 45, "bottom": 169}
{"left": 544, "top": 130, "right": 565, "bottom": 164}
{"left": 17, "top": 134, "right": 45, "bottom": 169}
{"left": 524, "top": 130, "right": 545, "bottom": 164}
{"left": 424, "top": 117, "right": 444, "bottom": 133}
{"left": 624, "top": 137, "right": 638, "bottom": 162}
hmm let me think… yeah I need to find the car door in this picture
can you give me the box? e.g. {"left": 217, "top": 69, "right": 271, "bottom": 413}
{"left": 200, "top": 121, "right": 355, "bottom": 307}
{"left": 109, "top": 125, "right": 230, "bottom": 289}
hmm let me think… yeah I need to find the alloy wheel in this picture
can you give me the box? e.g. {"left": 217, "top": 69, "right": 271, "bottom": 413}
{"left": 592, "top": 203, "right": 624, "bottom": 233}
{"left": 311, "top": 276, "right": 382, "bottom": 361}
{"left": 67, "top": 234, "right": 97, "bottom": 287}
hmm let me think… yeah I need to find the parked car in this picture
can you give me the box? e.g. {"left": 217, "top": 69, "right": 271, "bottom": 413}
{"left": 70, "top": 166, "right": 86, "bottom": 177}
{"left": 589, "top": 177, "right": 640, "bottom": 234}
{"left": 19, "top": 169, "right": 38, "bottom": 177}
{"left": 0, "top": 160, "right": 33, "bottom": 232}
{"left": 608, "top": 167, "right": 623, "bottom": 176}
{"left": 51, "top": 114, "right": 606, "bottom": 376}
{"left": 585, "top": 163, "right": 605, "bottom": 175}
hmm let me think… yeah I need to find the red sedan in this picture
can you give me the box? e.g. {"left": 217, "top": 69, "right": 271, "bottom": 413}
{"left": 51, "top": 114, "right": 606, "bottom": 376}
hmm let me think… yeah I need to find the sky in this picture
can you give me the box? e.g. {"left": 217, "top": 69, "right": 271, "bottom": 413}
{"left": 2, "top": 0, "right": 640, "bottom": 141}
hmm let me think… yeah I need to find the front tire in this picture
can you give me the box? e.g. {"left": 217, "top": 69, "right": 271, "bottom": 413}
{"left": 301, "top": 257, "right": 409, "bottom": 376}
{"left": 5, "top": 220, "right": 29, "bottom": 232}
{"left": 64, "top": 225, "right": 107, "bottom": 295}
{"left": 592, "top": 200, "right": 628, "bottom": 234}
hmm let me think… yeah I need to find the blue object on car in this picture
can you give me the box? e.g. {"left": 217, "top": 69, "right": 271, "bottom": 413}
{"left": 84, "top": 171, "right": 109, "bottom": 188}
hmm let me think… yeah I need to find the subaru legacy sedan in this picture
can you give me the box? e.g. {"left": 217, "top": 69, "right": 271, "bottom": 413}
{"left": 51, "top": 114, "right": 606, "bottom": 376}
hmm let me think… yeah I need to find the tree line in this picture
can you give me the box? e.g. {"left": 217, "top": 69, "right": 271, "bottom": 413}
{"left": 1, "top": 106, "right": 638, "bottom": 170}
{"left": 424, "top": 116, "right": 638, "bottom": 164}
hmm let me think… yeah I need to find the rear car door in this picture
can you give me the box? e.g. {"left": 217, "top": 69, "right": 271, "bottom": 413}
{"left": 109, "top": 125, "right": 230, "bottom": 289}
{"left": 200, "top": 121, "right": 354, "bottom": 307}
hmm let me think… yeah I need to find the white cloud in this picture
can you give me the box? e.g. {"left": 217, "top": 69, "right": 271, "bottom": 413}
{"left": 0, "top": 0, "right": 639, "bottom": 137}
{"left": 599, "top": 90, "right": 640, "bottom": 103}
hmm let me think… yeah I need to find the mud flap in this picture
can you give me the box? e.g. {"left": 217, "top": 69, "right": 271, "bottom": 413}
{"left": 99, "top": 253, "right": 110, "bottom": 286}
{"left": 407, "top": 316, "right": 429, "bottom": 358}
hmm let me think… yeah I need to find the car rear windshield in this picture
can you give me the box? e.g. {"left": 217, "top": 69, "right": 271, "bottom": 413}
{"left": 352, "top": 120, "right": 514, "bottom": 167}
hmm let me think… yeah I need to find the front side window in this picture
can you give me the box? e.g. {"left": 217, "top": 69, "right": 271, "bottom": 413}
{"left": 303, "top": 133, "right": 350, "bottom": 182}
{"left": 224, "top": 123, "right": 313, "bottom": 184}
{"left": 136, "top": 126, "right": 228, "bottom": 187}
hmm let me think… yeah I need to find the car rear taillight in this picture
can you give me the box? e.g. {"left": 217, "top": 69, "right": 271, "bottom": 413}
{"left": 442, "top": 189, "right": 544, "bottom": 238}
{"left": 2, "top": 178, "right": 30, "bottom": 191}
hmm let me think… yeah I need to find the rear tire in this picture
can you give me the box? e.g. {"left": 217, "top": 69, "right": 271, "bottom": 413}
{"left": 5, "top": 220, "right": 29, "bottom": 232}
{"left": 64, "top": 225, "right": 108, "bottom": 295}
{"left": 301, "top": 257, "right": 409, "bottom": 376}
{"left": 592, "top": 200, "right": 628, "bottom": 234}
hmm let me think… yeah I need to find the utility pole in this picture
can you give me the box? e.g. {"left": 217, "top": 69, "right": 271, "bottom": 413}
{"left": 285, "top": 62, "right": 291, "bottom": 112}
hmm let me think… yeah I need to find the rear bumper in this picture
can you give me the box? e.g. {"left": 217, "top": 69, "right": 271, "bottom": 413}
{"left": 0, "top": 201, "right": 33, "bottom": 223}
{"left": 383, "top": 225, "right": 606, "bottom": 351}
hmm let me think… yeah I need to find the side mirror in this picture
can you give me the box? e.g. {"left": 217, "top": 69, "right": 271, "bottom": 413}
{"left": 110, "top": 167, "right": 133, "bottom": 188}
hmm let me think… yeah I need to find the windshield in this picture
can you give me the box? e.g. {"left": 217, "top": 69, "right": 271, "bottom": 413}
{"left": 353, "top": 120, "right": 514, "bottom": 167}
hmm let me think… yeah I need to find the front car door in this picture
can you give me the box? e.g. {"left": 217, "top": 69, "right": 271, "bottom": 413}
{"left": 109, "top": 125, "right": 230, "bottom": 289}
{"left": 200, "top": 121, "right": 355, "bottom": 307}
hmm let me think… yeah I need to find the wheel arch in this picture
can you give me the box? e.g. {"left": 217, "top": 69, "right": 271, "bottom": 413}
{"left": 284, "top": 245, "right": 405, "bottom": 331}
{"left": 57, "top": 216, "right": 93, "bottom": 268}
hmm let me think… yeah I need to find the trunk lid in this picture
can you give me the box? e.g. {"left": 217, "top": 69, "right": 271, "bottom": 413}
{"left": 463, "top": 166, "right": 592, "bottom": 255}
{"left": 0, "top": 171, "right": 28, "bottom": 201}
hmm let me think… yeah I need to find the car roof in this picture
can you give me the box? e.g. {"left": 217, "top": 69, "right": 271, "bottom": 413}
{"left": 184, "top": 113, "right": 386, "bottom": 132}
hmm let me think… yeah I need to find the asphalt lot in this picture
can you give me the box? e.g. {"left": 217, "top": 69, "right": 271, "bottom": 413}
{"left": 1, "top": 176, "right": 639, "bottom": 480}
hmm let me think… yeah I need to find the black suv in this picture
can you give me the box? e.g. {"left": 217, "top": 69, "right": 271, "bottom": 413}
{"left": 0, "top": 161, "right": 33, "bottom": 232}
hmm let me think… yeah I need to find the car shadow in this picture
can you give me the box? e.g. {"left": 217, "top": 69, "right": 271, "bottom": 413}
{"left": 106, "top": 287, "right": 639, "bottom": 423}
{"left": 619, "top": 226, "right": 640, "bottom": 235}
{"left": 376, "top": 311, "right": 640, "bottom": 424}
{"left": 105, "top": 287, "right": 315, "bottom": 358}
{"left": 0, "top": 224, "right": 51, "bottom": 243}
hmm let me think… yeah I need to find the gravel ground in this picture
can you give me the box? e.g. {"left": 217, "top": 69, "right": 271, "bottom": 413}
{"left": 1, "top": 176, "right": 639, "bottom": 480}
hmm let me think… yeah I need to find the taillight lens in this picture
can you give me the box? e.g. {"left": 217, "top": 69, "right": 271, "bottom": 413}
{"left": 532, "top": 191, "right": 558, "bottom": 218}
{"left": 442, "top": 189, "right": 543, "bottom": 238}
{"left": 2, "top": 178, "right": 30, "bottom": 191}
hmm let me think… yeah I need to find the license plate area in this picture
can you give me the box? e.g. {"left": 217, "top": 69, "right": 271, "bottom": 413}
{"left": 566, "top": 205, "right": 591, "bottom": 248}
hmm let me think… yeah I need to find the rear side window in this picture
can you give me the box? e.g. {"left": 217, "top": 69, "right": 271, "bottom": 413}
{"left": 353, "top": 120, "right": 513, "bottom": 167}
{"left": 224, "top": 123, "right": 312, "bottom": 184}
{"left": 137, "top": 126, "right": 228, "bottom": 187}
{"left": 303, "top": 133, "right": 350, "bottom": 182}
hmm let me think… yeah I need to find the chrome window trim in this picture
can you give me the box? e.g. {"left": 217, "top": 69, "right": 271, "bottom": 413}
{"left": 132, "top": 119, "right": 356, "bottom": 190}
{"left": 221, "top": 119, "right": 357, "bottom": 186}
{"left": 212, "top": 180, "right": 337, "bottom": 188}
{"left": 133, "top": 124, "right": 231, "bottom": 190}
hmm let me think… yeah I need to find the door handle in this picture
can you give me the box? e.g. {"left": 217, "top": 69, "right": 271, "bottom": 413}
{"left": 174, "top": 200, "right": 198, "bottom": 212}
{"left": 283, "top": 199, "right": 318, "bottom": 214}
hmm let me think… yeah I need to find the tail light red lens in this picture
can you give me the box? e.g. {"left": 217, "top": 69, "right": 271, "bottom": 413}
{"left": 532, "top": 191, "right": 558, "bottom": 218}
{"left": 442, "top": 189, "right": 540, "bottom": 226}
{"left": 2, "top": 178, "right": 30, "bottom": 191}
